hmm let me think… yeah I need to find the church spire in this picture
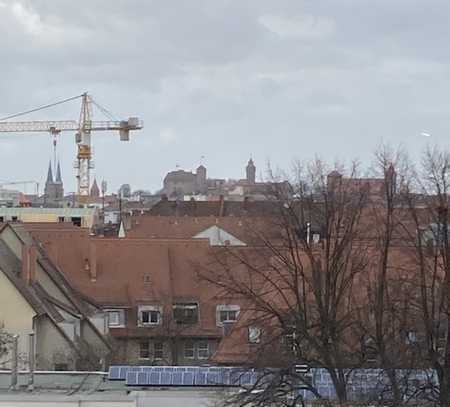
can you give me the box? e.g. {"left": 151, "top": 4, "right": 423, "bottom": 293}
{"left": 46, "top": 160, "right": 53, "bottom": 184}
{"left": 56, "top": 160, "right": 62, "bottom": 183}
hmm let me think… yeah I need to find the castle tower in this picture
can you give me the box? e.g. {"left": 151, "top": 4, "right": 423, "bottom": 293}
{"left": 196, "top": 165, "right": 207, "bottom": 193}
{"left": 246, "top": 158, "right": 256, "bottom": 184}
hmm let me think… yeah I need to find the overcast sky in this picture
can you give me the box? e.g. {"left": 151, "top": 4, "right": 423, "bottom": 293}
{"left": 0, "top": 0, "right": 448, "bottom": 194}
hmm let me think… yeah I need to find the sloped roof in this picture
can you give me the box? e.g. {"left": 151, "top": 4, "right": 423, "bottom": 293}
{"left": 0, "top": 239, "right": 46, "bottom": 315}
{"left": 149, "top": 199, "right": 282, "bottom": 217}
{"left": 27, "top": 226, "right": 245, "bottom": 337}
{"left": 127, "top": 215, "right": 274, "bottom": 245}
{"left": 1, "top": 224, "right": 107, "bottom": 345}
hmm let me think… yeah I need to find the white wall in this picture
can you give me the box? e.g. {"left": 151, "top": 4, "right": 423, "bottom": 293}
{"left": 0, "top": 270, "right": 36, "bottom": 369}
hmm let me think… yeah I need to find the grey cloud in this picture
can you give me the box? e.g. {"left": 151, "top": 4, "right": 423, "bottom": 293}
{"left": 0, "top": 0, "right": 449, "bottom": 193}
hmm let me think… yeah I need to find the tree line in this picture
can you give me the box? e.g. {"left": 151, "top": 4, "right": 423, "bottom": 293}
{"left": 200, "top": 145, "right": 450, "bottom": 406}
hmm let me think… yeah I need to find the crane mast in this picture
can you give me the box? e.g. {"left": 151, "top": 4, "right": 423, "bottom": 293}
{"left": 0, "top": 93, "right": 143, "bottom": 203}
{"left": 76, "top": 93, "right": 94, "bottom": 199}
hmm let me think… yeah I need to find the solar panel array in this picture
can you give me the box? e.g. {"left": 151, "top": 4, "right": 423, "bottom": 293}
{"left": 108, "top": 365, "right": 258, "bottom": 387}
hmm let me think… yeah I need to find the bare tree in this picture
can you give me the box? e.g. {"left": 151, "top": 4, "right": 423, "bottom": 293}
{"left": 361, "top": 146, "right": 421, "bottom": 406}
{"left": 399, "top": 146, "right": 450, "bottom": 406}
{"left": 200, "top": 159, "right": 371, "bottom": 405}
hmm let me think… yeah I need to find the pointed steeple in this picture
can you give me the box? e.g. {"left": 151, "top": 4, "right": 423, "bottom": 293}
{"left": 46, "top": 160, "right": 53, "bottom": 184}
{"left": 55, "top": 161, "right": 62, "bottom": 183}
{"left": 90, "top": 178, "right": 100, "bottom": 198}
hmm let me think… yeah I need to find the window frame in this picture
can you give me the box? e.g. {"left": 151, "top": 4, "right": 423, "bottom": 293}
{"left": 105, "top": 309, "right": 125, "bottom": 328}
{"left": 153, "top": 341, "right": 164, "bottom": 360}
{"left": 138, "top": 305, "right": 163, "bottom": 327}
{"left": 197, "top": 341, "right": 209, "bottom": 359}
{"left": 139, "top": 340, "right": 150, "bottom": 360}
{"left": 184, "top": 341, "right": 195, "bottom": 359}
{"left": 173, "top": 302, "right": 199, "bottom": 325}
{"left": 216, "top": 304, "right": 240, "bottom": 327}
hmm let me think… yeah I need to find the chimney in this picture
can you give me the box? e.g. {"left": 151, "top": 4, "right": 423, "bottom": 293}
{"left": 21, "top": 245, "right": 37, "bottom": 284}
{"left": 243, "top": 196, "right": 250, "bottom": 211}
{"left": 219, "top": 195, "right": 225, "bottom": 217}
{"left": 88, "top": 240, "right": 97, "bottom": 282}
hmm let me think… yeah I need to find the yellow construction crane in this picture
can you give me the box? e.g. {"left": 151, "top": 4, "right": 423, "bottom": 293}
{"left": 0, "top": 93, "right": 143, "bottom": 203}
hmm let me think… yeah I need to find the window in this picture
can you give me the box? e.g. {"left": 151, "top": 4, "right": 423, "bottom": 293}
{"left": 108, "top": 311, "right": 120, "bottom": 326}
{"left": 422, "top": 223, "right": 450, "bottom": 247}
{"left": 142, "top": 310, "right": 160, "bottom": 324}
{"left": 105, "top": 309, "right": 125, "bottom": 328}
{"left": 197, "top": 341, "right": 209, "bottom": 359}
{"left": 216, "top": 305, "right": 240, "bottom": 326}
{"left": 58, "top": 216, "right": 65, "bottom": 223}
{"left": 248, "top": 327, "right": 261, "bottom": 344}
{"left": 138, "top": 305, "right": 162, "bottom": 326}
{"left": 406, "top": 331, "right": 418, "bottom": 345}
{"left": 71, "top": 217, "right": 82, "bottom": 227}
{"left": 362, "top": 336, "right": 377, "bottom": 363}
{"left": 173, "top": 303, "right": 199, "bottom": 324}
{"left": 11, "top": 216, "right": 18, "bottom": 222}
{"left": 154, "top": 341, "right": 164, "bottom": 360}
{"left": 139, "top": 341, "right": 150, "bottom": 359}
{"left": 184, "top": 342, "right": 195, "bottom": 359}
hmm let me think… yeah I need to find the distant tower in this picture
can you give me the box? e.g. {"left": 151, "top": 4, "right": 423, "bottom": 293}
{"left": 90, "top": 178, "right": 100, "bottom": 198}
{"left": 196, "top": 165, "right": 207, "bottom": 193}
{"left": 54, "top": 161, "right": 64, "bottom": 199}
{"left": 385, "top": 163, "right": 397, "bottom": 197}
{"left": 46, "top": 161, "right": 53, "bottom": 185}
{"left": 55, "top": 161, "right": 62, "bottom": 184}
{"left": 246, "top": 158, "right": 256, "bottom": 184}
{"left": 44, "top": 160, "right": 64, "bottom": 204}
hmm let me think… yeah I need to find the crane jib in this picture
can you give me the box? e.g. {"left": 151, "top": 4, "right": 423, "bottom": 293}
{"left": 0, "top": 119, "right": 143, "bottom": 133}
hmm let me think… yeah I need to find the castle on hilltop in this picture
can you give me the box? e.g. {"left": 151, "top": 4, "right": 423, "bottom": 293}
{"left": 161, "top": 158, "right": 277, "bottom": 201}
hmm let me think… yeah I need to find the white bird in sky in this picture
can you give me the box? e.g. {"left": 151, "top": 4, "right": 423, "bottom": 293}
{"left": 420, "top": 132, "right": 432, "bottom": 137}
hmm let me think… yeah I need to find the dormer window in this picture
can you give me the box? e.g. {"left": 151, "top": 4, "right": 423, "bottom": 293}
{"left": 138, "top": 305, "right": 162, "bottom": 327}
{"left": 105, "top": 309, "right": 125, "bottom": 328}
{"left": 173, "top": 303, "right": 199, "bottom": 324}
{"left": 216, "top": 305, "right": 240, "bottom": 326}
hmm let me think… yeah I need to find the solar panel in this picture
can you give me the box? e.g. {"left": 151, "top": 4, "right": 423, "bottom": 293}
{"left": 127, "top": 372, "right": 138, "bottom": 385}
{"left": 240, "top": 371, "right": 253, "bottom": 386}
{"left": 161, "top": 372, "right": 172, "bottom": 385}
{"left": 137, "top": 372, "right": 147, "bottom": 386}
{"left": 173, "top": 372, "right": 183, "bottom": 385}
{"left": 108, "top": 366, "right": 122, "bottom": 380}
{"left": 195, "top": 371, "right": 206, "bottom": 385}
{"left": 183, "top": 371, "right": 194, "bottom": 385}
{"left": 206, "top": 372, "right": 220, "bottom": 385}
{"left": 121, "top": 365, "right": 262, "bottom": 387}
{"left": 150, "top": 371, "right": 161, "bottom": 385}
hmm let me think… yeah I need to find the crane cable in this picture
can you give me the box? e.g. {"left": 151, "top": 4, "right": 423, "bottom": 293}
{"left": 0, "top": 93, "right": 84, "bottom": 121}
{"left": 91, "top": 98, "right": 118, "bottom": 121}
